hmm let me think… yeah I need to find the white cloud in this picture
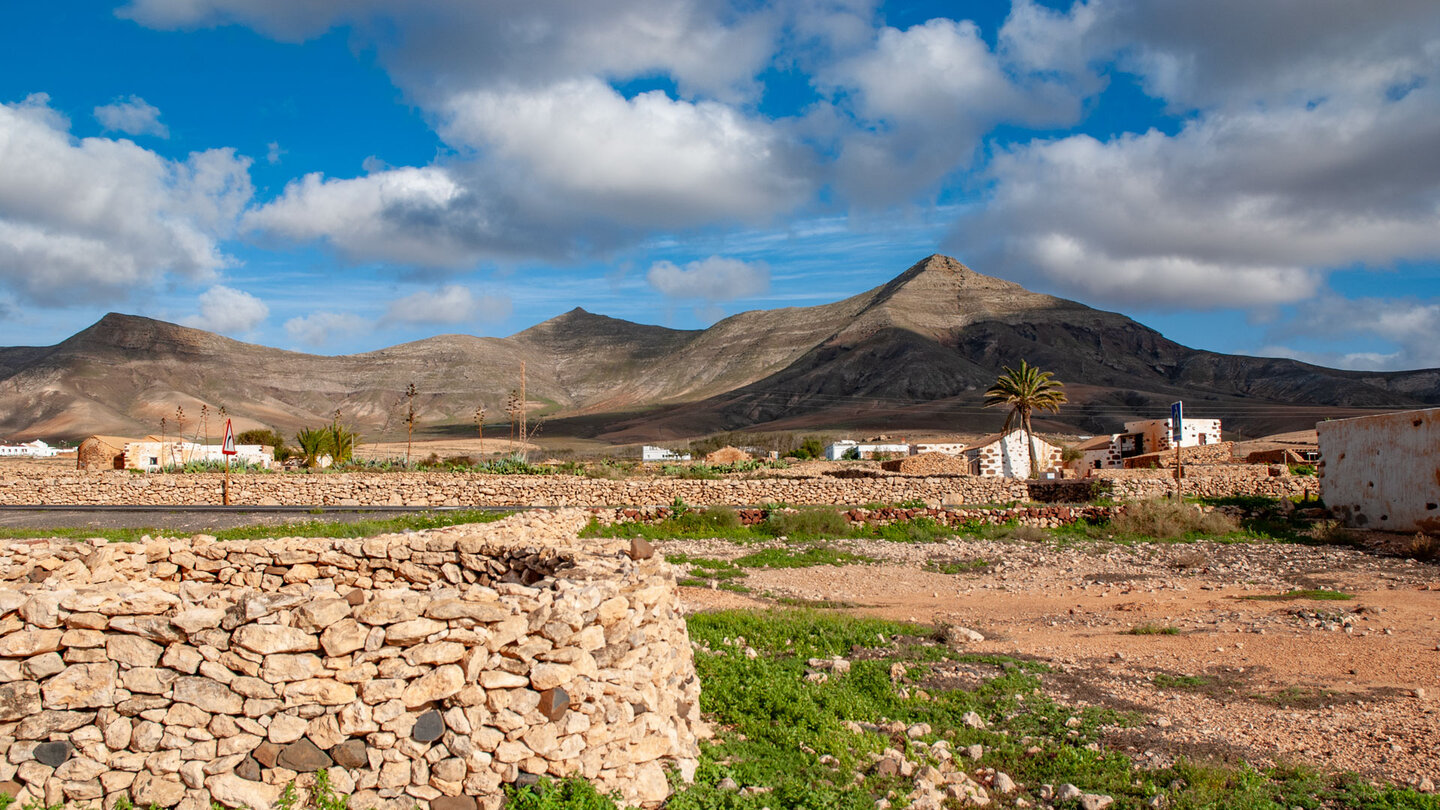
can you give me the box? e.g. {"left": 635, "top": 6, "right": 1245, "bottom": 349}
{"left": 384, "top": 284, "right": 511, "bottom": 325}
{"left": 0, "top": 93, "right": 251, "bottom": 305}
{"left": 441, "top": 79, "right": 812, "bottom": 227}
{"left": 243, "top": 166, "right": 504, "bottom": 269}
{"left": 948, "top": 73, "right": 1440, "bottom": 308}
{"left": 94, "top": 95, "right": 169, "bottom": 138}
{"left": 647, "top": 256, "right": 769, "bottom": 300}
{"left": 181, "top": 285, "right": 268, "bottom": 334}
{"left": 1261, "top": 297, "right": 1440, "bottom": 371}
{"left": 283, "top": 311, "right": 368, "bottom": 348}
{"left": 819, "top": 16, "right": 1088, "bottom": 202}
{"left": 266, "top": 141, "right": 283, "bottom": 164}
{"left": 117, "top": 0, "right": 778, "bottom": 102}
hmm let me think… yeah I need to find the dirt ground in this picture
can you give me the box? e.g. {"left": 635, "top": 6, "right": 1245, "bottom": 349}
{"left": 674, "top": 536, "right": 1440, "bottom": 788}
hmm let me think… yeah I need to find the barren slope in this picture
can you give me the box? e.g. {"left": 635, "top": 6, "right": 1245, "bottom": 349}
{"left": 1, "top": 254, "right": 1436, "bottom": 442}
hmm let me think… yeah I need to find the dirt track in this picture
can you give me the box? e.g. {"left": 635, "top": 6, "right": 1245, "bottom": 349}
{"left": 674, "top": 537, "right": 1440, "bottom": 788}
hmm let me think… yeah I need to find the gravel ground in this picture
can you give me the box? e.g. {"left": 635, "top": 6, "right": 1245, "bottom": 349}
{"left": 672, "top": 535, "right": 1440, "bottom": 789}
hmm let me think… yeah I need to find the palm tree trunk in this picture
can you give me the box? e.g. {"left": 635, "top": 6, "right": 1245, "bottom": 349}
{"left": 1023, "top": 411, "right": 1039, "bottom": 478}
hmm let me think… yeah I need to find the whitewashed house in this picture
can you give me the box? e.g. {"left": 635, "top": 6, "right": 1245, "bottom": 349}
{"left": 0, "top": 440, "right": 62, "bottom": 458}
{"left": 641, "top": 446, "right": 691, "bottom": 462}
{"left": 962, "top": 429, "right": 1061, "bottom": 478}
{"left": 823, "top": 440, "right": 912, "bottom": 460}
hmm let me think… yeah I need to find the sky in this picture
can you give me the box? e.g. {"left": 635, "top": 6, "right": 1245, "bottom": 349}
{"left": 1, "top": 1, "right": 1438, "bottom": 370}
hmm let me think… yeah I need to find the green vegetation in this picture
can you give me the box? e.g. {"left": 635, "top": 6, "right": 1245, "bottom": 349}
{"left": 1153, "top": 673, "right": 1215, "bottom": 690}
{"left": 1242, "top": 589, "right": 1354, "bottom": 601}
{"left": 984, "top": 359, "right": 1068, "bottom": 478}
{"left": 1110, "top": 498, "right": 1239, "bottom": 540}
{"left": 923, "top": 556, "right": 991, "bottom": 575}
{"left": 732, "top": 545, "right": 875, "bottom": 568}
{"left": 238, "top": 427, "right": 289, "bottom": 460}
{"left": 294, "top": 422, "right": 358, "bottom": 467}
{"left": 165, "top": 457, "right": 271, "bottom": 474}
{"left": 1128, "top": 624, "right": 1181, "bottom": 635}
{"left": 0, "top": 509, "right": 511, "bottom": 544}
{"left": 33, "top": 611, "right": 1428, "bottom": 810}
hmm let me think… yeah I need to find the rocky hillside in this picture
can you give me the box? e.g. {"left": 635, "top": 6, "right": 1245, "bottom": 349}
{"left": 1, "top": 255, "right": 1435, "bottom": 442}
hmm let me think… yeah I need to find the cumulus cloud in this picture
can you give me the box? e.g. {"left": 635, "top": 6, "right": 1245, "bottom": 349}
{"left": 818, "top": 16, "right": 1089, "bottom": 203}
{"left": 94, "top": 95, "right": 169, "bottom": 138}
{"left": 244, "top": 166, "right": 514, "bottom": 268}
{"left": 0, "top": 93, "right": 251, "bottom": 305}
{"left": 283, "top": 311, "right": 368, "bottom": 349}
{"left": 383, "top": 284, "right": 511, "bottom": 325}
{"left": 441, "top": 79, "right": 812, "bottom": 227}
{"left": 181, "top": 285, "right": 268, "bottom": 334}
{"left": 647, "top": 256, "right": 770, "bottom": 301}
{"left": 1259, "top": 297, "right": 1440, "bottom": 371}
{"left": 948, "top": 72, "right": 1440, "bottom": 308}
{"left": 117, "top": 0, "right": 778, "bottom": 102}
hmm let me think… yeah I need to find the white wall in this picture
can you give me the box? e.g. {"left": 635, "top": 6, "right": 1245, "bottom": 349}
{"left": 1318, "top": 408, "right": 1440, "bottom": 533}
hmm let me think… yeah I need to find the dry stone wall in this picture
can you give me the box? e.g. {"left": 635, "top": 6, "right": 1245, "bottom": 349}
{"left": 1093, "top": 465, "right": 1319, "bottom": 500}
{"left": 0, "top": 469, "right": 1315, "bottom": 507}
{"left": 0, "top": 511, "right": 703, "bottom": 810}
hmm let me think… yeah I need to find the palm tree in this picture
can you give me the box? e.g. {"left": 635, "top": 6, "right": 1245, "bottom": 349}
{"left": 294, "top": 428, "right": 329, "bottom": 468}
{"left": 984, "top": 360, "right": 1068, "bottom": 478}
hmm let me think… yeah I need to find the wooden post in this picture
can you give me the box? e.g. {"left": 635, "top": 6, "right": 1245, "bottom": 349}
{"left": 224, "top": 454, "right": 231, "bottom": 506}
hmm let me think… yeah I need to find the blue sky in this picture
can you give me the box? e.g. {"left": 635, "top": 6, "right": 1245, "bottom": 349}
{"left": 2, "top": 1, "right": 1438, "bottom": 370}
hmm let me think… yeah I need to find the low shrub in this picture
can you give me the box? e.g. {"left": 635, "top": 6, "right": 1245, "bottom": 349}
{"left": 1111, "top": 499, "right": 1239, "bottom": 540}
{"left": 763, "top": 508, "right": 850, "bottom": 538}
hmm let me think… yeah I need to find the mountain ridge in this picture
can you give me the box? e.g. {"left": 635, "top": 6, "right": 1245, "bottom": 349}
{"left": 1, "top": 255, "right": 1435, "bottom": 442}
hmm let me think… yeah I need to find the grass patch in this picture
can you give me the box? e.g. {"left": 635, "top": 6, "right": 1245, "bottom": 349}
{"left": 1242, "top": 589, "right": 1354, "bottom": 602}
{"left": 1128, "top": 624, "right": 1180, "bottom": 635}
{"left": 1153, "top": 673, "right": 1215, "bottom": 690}
{"left": 0, "top": 509, "right": 512, "bottom": 544}
{"left": 733, "top": 545, "right": 875, "bottom": 569}
{"left": 923, "top": 556, "right": 991, "bottom": 575}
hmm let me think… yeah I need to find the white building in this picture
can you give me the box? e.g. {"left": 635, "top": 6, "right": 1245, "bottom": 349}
{"left": 0, "top": 440, "right": 62, "bottom": 458}
{"left": 1123, "top": 417, "right": 1223, "bottom": 453}
{"left": 641, "top": 446, "right": 691, "bottom": 462}
{"left": 823, "top": 440, "right": 912, "bottom": 460}
{"left": 123, "top": 441, "right": 274, "bottom": 472}
{"left": 1067, "top": 417, "right": 1224, "bottom": 473}
{"left": 961, "top": 429, "right": 1061, "bottom": 478}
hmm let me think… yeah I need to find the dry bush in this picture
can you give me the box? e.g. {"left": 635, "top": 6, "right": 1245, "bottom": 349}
{"left": 1170, "top": 548, "right": 1210, "bottom": 570}
{"left": 1112, "top": 499, "right": 1239, "bottom": 540}
{"left": 1312, "top": 520, "right": 1360, "bottom": 547}
{"left": 1408, "top": 532, "right": 1438, "bottom": 561}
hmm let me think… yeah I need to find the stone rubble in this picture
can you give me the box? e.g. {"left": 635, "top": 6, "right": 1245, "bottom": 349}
{"left": 0, "top": 509, "right": 705, "bottom": 810}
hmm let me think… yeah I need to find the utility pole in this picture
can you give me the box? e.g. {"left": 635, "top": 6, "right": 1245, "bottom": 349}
{"left": 519, "top": 362, "right": 527, "bottom": 462}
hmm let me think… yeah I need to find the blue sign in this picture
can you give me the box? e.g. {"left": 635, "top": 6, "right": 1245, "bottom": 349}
{"left": 1170, "top": 401, "right": 1183, "bottom": 444}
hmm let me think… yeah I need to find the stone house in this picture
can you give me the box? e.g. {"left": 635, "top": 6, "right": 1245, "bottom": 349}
{"left": 962, "top": 429, "right": 1061, "bottom": 478}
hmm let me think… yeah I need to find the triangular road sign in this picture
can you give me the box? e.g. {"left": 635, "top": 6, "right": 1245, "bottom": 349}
{"left": 222, "top": 419, "right": 237, "bottom": 455}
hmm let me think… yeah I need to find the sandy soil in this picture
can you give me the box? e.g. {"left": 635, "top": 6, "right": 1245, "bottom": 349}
{"left": 674, "top": 537, "right": 1440, "bottom": 787}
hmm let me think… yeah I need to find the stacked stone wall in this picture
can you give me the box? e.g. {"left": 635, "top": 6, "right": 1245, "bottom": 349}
{"left": 0, "top": 469, "right": 1316, "bottom": 507}
{"left": 0, "top": 511, "right": 702, "bottom": 810}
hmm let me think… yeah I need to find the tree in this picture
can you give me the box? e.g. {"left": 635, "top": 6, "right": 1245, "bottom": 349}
{"left": 294, "top": 428, "right": 329, "bottom": 468}
{"left": 475, "top": 405, "right": 485, "bottom": 457}
{"left": 984, "top": 360, "right": 1068, "bottom": 478}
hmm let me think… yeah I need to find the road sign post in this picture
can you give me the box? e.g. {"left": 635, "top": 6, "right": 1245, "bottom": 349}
{"left": 1170, "top": 401, "right": 1183, "bottom": 501}
{"left": 221, "top": 419, "right": 237, "bottom": 506}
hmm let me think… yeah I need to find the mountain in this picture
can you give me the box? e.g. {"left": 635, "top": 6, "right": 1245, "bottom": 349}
{"left": 2, "top": 255, "right": 1436, "bottom": 443}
